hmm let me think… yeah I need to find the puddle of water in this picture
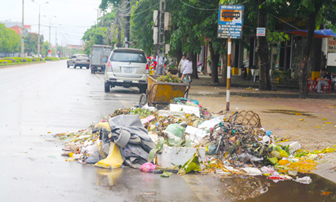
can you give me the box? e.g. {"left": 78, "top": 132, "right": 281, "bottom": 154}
{"left": 96, "top": 168, "right": 123, "bottom": 187}
{"left": 93, "top": 167, "right": 335, "bottom": 201}
{"left": 263, "top": 109, "right": 316, "bottom": 118}
{"left": 220, "top": 174, "right": 336, "bottom": 202}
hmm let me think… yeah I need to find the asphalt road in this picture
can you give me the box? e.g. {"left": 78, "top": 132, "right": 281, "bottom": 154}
{"left": 0, "top": 61, "right": 206, "bottom": 202}
{"left": 1, "top": 61, "right": 336, "bottom": 202}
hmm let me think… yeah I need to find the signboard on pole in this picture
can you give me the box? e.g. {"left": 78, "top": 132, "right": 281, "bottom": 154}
{"left": 48, "top": 48, "right": 51, "bottom": 57}
{"left": 256, "top": 27, "right": 266, "bottom": 37}
{"left": 217, "top": 5, "right": 244, "bottom": 39}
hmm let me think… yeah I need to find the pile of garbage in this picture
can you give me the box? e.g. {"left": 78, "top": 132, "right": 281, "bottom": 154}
{"left": 156, "top": 73, "right": 182, "bottom": 83}
{"left": 55, "top": 97, "right": 336, "bottom": 186}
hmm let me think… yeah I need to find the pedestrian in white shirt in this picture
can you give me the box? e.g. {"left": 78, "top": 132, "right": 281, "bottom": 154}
{"left": 181, "top": 56, "right": 192, "bottom": 82}
{"left": 178, "top": 55, "right": 186, "bottom": 78}
{"left": 155, "top": 50, "right": 166, "bottom": 75}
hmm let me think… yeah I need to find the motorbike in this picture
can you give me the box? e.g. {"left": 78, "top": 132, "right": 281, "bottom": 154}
{"left": 197, "top": 63, "right": 206, "bottom": 75}
{"left": 241, "top": 61, "right": 249, "bottom": 80}
{"left": 241, "top": 65, "right": 247, "bottom": 80}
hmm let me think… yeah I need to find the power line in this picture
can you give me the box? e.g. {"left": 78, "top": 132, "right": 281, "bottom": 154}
{"left": 267, "top": 13, "right": 300, "bottom": 30}
{"left": 178, "top": 0, "right": 217, "bottom": 11}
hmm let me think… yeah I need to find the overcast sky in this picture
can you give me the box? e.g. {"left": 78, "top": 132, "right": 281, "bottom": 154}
{"left": 0, "top": 0, "right": 102, "bottom": 45}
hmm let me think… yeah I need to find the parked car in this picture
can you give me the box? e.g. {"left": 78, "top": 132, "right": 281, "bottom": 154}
{"left": 67, "top": 54, "right": 90, "bottom": 69}
{"left": 104, "top": 48, "right": 148, "bottom": 93}
{"left": 90, "top": 45, "right": 112, "bottom": 74}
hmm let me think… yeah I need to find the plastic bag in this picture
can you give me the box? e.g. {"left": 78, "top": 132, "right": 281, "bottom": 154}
{"left": 294, "top": 176, "right": 312, "bottom": 184}
{"left": 83, "top": 143, "right": 100, "bottom": 164}
{"left": 165, "top": 124, "right": 184, "bottom": 138}
{"left": 140, "top": 162, "right": 157, "bottom": 173}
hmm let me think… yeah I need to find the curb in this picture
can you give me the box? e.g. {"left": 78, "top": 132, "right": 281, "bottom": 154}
{"left": 190, "top": 91, "right": 336, "bottom": 99}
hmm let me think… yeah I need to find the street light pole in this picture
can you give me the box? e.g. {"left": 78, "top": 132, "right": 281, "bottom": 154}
{"left": 32, "top": 1, "right": 48, "bottom": 58}
{"left": 95, "top": 8, "right": 100, "bottom": 28}
{"left": 21, "top": 0, "right": 24, "bottom": 57}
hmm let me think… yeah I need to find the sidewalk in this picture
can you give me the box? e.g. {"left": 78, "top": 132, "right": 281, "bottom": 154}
{"left": 189, "top": 74, "right": 336, "bottom": 99}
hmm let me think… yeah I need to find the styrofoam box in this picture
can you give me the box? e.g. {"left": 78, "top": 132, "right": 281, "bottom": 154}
{"left": 157, "top": 144, "right": 206, "bottom": 169}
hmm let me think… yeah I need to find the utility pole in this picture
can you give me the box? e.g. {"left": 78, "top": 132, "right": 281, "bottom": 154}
{"left": 21, "top": 0, "right": 25, "bottom": 57}
{"left": 44, "top": 15, "right": 56, "bottom": 56}
{"left": 107, "top": 22, "right": 111, "bottom": 45}
{"left": 38, "top": 5, "right": 41, "bottom": 57}
{"left": 124, "top": 0, "right": 130, "bottom": 48}
{"left": 32, "top": 1, "right": 48, "bottom": 58}
{"left": 102, "top": 11, "right": 105, "bottom": 27}
{"left": 116, "top": 9, "right": 121, "bottom": 47}
{"left": 95, "top": 8, "right": 100, "bottom": 28}
{"left": 157, "top": 0, "right": 166, "bottom": 54}
{"left": 55, "top": 26, "right": 57, "bottom": 57}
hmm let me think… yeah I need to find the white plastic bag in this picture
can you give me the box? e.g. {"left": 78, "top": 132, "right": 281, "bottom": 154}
{"left": 83, "top": 143, "right": 100, "bottom": 164}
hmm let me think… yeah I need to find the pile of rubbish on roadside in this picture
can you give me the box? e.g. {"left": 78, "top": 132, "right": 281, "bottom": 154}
{"left": 55, "top": 97, "right": 336, "bottom": 186}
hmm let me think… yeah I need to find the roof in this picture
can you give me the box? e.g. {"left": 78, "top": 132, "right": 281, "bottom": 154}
{"left": 286, "top": 29, "right": 336, "bottom": 38}
{"left": 9, "top": 25, "right": 21, "bottom": 35}
{"left": 92, "top": 44, "right": 112, "bottom": 48}
{"left": 24, "top": 25, "right": 31, "bottom": 29}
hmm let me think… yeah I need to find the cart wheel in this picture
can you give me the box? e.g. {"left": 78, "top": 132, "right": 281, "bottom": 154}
{"left": 139, "top": 93, "right": 147, "bottom": 106}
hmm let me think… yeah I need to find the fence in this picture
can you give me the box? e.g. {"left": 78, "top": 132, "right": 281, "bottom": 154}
{"left": 0, "top": 52, "right": 19, "bottom": 57}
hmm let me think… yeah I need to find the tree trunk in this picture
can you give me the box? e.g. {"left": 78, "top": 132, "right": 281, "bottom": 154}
{"left": 176, "top": 48, "right": 182, "bottom": 66}
{"left": 257, "top": 0, "right": 271, "bottom": 90}
{"left": 190, "top": 52, "right": 199, "bottom": 79}
{"left": 299, "top": 3, "right": 322, "bottom": 99}
{"left": 209, "top": 41, "right": 219, "bottom": 83}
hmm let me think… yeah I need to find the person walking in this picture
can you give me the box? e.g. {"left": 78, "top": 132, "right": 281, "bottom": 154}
{"left": 181, "top": 56, "right": 193, "bottom": 82}
{"left": 155, "top": 50, "right": 166, "bottom": 75}
{"left": 178, "top": 55, "right": 186, "bottom": 78}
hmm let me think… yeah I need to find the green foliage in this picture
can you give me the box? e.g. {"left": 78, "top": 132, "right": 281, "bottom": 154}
{"left": 41, "top": 41, "right": 50, "bottom": 56}
{"left": 0, "top": 24, "right": 21, "bottom": 53}
{"left": 24, "top": 33, "right": 43, "bottom": 54}
{"left": 129, "top": 0, "right": 156, "bottom": 54}
{"left": 0, "top": 57, "right": 44, "bottom": 66}
{"left": 45, "top": 57, "right": 60, "bottom": 61}
{"left": 267, "top": 31, "right": 290, "bottom": 43}
{"left": 99, "top": 0, "right": 121, "bottom": 10}
{"left": 0, "top": 60, "right": 13, "bottom": 63}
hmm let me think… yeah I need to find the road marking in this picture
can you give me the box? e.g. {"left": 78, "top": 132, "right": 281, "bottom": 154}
{"left": 95, "top": 73, "right": 104, "bottom": 82}
{"left": 119, "top": 99, "right": 131, "bottom": 108}
{"left": 182, "top": 175, "right": 220, "bottom": 202}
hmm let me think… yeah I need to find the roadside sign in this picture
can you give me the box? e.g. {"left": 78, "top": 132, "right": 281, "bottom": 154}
{"left": 218, "top": 5, "right": 244, "bottom": 39}
{"left": 256, "top": 27, "right": 266, "bottom": 37}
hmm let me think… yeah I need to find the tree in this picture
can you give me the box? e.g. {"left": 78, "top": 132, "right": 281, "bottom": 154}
{"left": 82, "top": 27, "right": 108, "bottom": 55}
{"left": 41, "top": 41, "right": 50, "bottom": 56}
{"left": 129, "top": 0, "right": 156, "bottom": 55}
{"left": 257, "top": 0, "right": 271, "bottom": 90}
{"left": 293, "top": 0, "right": 336, "bottom": 98}
{"left": 281, "top": 0, "right": 336, "bottom": 98}
{"left": 24, "top": 33, "right": 44, "bottom": 55}
{"left": 0, "top": 24, "right": 21, "bottom": 53}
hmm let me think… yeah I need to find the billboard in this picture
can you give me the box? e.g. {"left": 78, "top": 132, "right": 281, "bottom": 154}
{"left": 218, "top": 5, "right": 244, "bottom": 39}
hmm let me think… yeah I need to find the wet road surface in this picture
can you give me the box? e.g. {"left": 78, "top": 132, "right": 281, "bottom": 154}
{"left": 1, "top": 61, "right": 336, "bottom": 202}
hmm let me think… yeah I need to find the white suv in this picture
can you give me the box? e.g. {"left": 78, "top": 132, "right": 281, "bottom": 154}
{"left": 104, "top": 48, "right": 148, "bottom": 93}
